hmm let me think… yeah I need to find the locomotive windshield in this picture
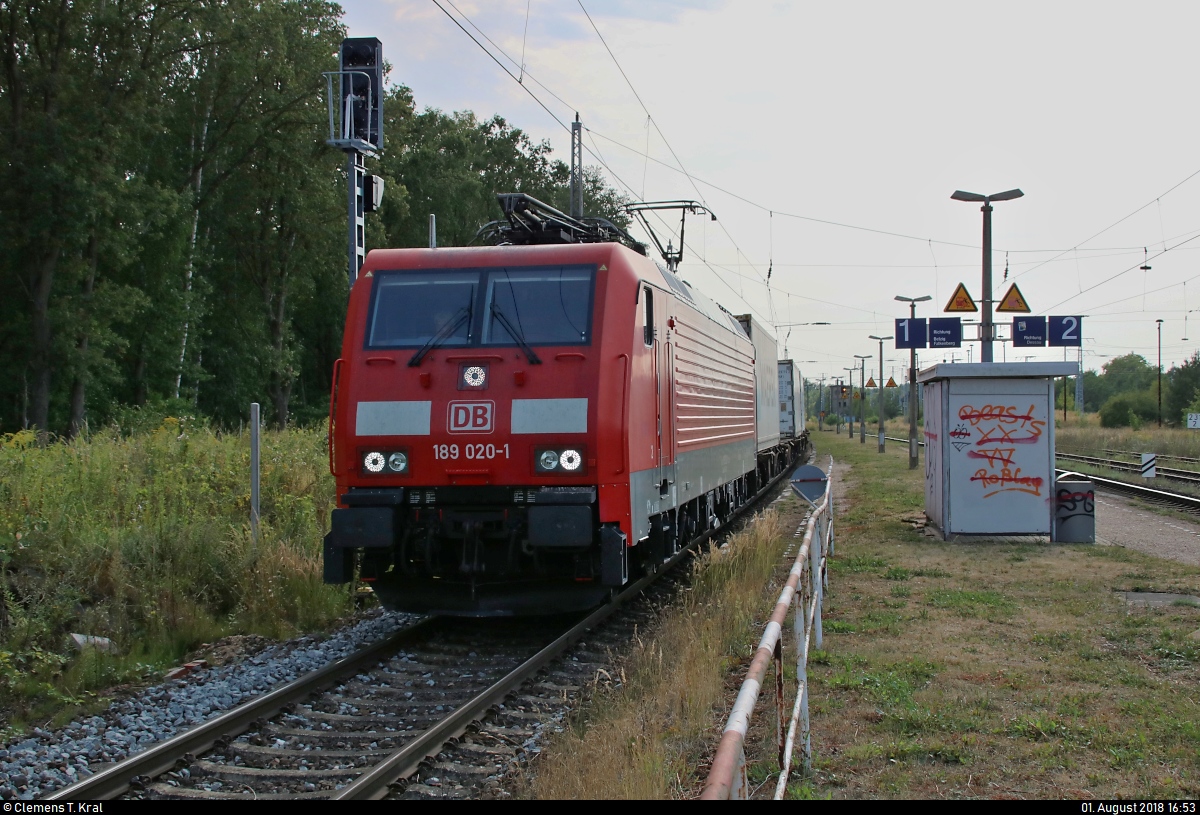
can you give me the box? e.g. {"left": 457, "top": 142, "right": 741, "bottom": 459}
{"left": 367, "top": 271, "right": 476, "bottom": 348}
{"left": 366, "top": 265, "right": 595, "bottom": 349}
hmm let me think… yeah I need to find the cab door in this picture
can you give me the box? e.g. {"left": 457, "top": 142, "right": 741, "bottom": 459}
{"left": 648, "top": 286, "right": 675, "bottom": 499}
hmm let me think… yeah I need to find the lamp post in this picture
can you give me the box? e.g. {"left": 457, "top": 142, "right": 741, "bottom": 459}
{"left": 854, "top": 354, "right": 871, "bottom": 444}
{"left": 951, "top": 188, "right": 1024, "bottom": 363}
{"left": 1157, "top": 319, "right": 1164, "bottom": 427}
{"left": 843, "top": 367, "right": 857, "bottom": 437}
{"left": 895, "top": 295, "right": 932, "bottom": 469}
{"left": 869, "top": 334, "right": 892, "bottom": 452}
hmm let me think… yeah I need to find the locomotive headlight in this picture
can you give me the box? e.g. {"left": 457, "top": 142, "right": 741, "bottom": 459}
{"left": 387, "top": 452, "right": 408, "bottom": 472}
{"left": 559, "top": 449, "right": 582, "bottom": 471}
{"left": 538, "top": 450, "right": 559, "bottom": 471}
{"left": 462, "top": 365, "right": 487, "bottom": 388}
{"left": 363, "top": 451, "right": 386, "bottom": 473}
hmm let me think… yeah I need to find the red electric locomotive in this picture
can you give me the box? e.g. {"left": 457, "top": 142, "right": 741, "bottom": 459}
{"left": 324, "top": 195, "right": 805, "bottom": 615}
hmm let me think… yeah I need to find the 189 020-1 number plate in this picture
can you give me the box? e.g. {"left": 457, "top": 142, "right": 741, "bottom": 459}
{"left": 433, "top": 443, "right": 511, "bottom": 460}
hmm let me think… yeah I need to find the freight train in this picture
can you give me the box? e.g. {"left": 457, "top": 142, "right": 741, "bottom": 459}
{"left": 323, "top": 194, "right": 808, "bottom": 615}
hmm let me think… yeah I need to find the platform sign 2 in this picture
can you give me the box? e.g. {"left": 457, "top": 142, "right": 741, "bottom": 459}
{"left": 895, "top": 317, "right": 928, "bottom": 349}
{"left": 1048, "top": 316, "right": 1082, "bottom": 347}
{"left": 1012, "top": 316, "right": 1047, "bottom": 348}
{"left": 928, "top": 317, "right": 962, "bottom": 348}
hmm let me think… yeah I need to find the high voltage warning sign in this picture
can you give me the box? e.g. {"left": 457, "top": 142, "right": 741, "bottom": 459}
{"left": 996, "top": 282, "right": 1031, "bottom": 313}
{"left": 865, "top": 377, "right": 877, "bottom": 388}
{"left": 885, "top": 377, "right": 898, "bottom": 387}
{"left": 944, "top": 283, "right": 977, "bottom": 312}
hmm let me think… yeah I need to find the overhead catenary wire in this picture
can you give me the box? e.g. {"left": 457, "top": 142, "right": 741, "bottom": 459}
{"left": 1007, "top": 166, "right": 1200, "bottom": 283}
{"left": 435, "top": 0, "right": 1183, "bottom": 261}
{"left": 430, "top": 0, "right": 1200, "bottom": 346}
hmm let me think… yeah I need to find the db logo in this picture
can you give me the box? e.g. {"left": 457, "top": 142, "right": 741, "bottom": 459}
{"left": 447, "top": 401, "right": 494, "bottom": 434}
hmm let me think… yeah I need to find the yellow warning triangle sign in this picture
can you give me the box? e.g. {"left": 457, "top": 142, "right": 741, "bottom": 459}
{"left": 865, "top": 377, "right": 877, "bottom": 388}
{"left": 996, "top": 282, "right": 1031, "bottom": 313}
{"left": 853, "top": 391, "right": 860, "bottom": 399}
{"left": 885, "top": 376, "right": 898, "bottom": 387}
{"left": 944, "top": 282, "right": 978, "bottom": 312}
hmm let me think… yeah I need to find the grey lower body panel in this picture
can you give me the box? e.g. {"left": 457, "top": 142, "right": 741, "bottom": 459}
{"left": 628, "top": 440, "right": 756, "bottom": 541}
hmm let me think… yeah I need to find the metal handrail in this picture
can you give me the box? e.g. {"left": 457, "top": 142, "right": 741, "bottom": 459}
{"left": 700, "top": 457, "right": 835, "bottom": 800}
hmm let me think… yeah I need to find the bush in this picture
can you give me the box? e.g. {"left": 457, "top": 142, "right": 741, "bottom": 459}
{"left": 0, "top": 420, "right": 349, "bottom": 728}
{"left": 1098, "top": 391, "right": 1158, "bottom": 428}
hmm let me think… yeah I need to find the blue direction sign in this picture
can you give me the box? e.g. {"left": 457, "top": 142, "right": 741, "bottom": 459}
{"left": 928, "top": 317, "right": 962, "bottom": 348}
{"left": 1049, "top": 316, "right": 1083, "bottom": 347}
{"left": 1012, "top": 316, "right": 1047, "bottom": 348}
{"left": 895, "top": 317, "right": 927, "bottom": 349}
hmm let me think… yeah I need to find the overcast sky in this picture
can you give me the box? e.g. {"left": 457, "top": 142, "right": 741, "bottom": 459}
{"left": 340, "top": 0, "right": 1200, "bottom": 384}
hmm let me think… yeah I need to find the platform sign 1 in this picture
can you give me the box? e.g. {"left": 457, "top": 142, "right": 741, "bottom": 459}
{"left": 895, "top": 317, "right": 928, "bottom": 349}
{"left": 1012, "top": 316, "right": 1047, "bottom": 348}
{"left": 928, "top": 317, "right": 962, "bottom": 348}
{"left": 1048, "top": 316, "right": 1083, "bottom": 347}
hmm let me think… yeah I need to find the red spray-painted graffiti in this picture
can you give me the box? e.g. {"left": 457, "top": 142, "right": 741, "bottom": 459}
{"left": 958, "top": 404, "right": 1046, "bottom": 498}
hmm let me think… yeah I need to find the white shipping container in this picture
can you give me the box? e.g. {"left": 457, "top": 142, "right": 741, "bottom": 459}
{"left": 736, "top": 314, "right": 781, "bottom": 452}
{"left": 777, "top": 360, "right": 805, "bottom": 437}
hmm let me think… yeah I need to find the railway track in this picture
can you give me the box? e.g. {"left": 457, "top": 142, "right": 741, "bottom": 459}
{"left": 879, "top": 435, "right": 1200, "bottom": 515}
{"left": 1054, "top": 468, "right": 1200, "bottom": 517}
{"left": 44, "top": 450, "right": 807, "bottom": 802}
{"left": 1055, "top": 451, "right": 1200, "bottom": 486}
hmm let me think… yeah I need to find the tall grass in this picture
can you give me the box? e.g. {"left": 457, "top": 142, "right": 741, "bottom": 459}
{"left": 0, "top": 416, "right": 348, "bottom": 729}
{"left": 529, "top": 511, "right": 789, "bottom": 799}
{"left": 1057, "top": 424, "right": 1200, "bottom": 460}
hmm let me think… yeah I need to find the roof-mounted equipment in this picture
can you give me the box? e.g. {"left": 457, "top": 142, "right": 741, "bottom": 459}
{"left": 476, "top": 193, "right": 647, "bottom": 255}
{"left": 622, "top": 200, "right": 716, "bottom": 273}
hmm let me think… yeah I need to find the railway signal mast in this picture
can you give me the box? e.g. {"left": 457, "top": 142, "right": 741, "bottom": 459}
{"left": 325, "top": 38, "right": 385, "bottom": 289}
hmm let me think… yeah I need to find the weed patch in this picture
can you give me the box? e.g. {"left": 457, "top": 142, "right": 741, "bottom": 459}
{"left": 797, "top": 430, "right": 1200, "bottom": 800}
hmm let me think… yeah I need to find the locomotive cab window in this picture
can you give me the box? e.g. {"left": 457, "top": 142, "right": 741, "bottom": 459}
{"left": 365, "top": 265, "right": 594, "bottom": 349}
{"left": 643, "top": 287, "right": 654, "bottom": 346}
{"left": 482, "top": 267, "right": 594, "bottom": 346}
{"left": 366, "top": 271, "right": 476, "bottom": 348}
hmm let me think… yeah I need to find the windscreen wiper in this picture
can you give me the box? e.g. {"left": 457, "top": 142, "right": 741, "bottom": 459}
{"left": 490, "top": 304, "right": 542, "bottom": 364}
{"left": 407, "top": 306, "right": 471, "bottom": 367}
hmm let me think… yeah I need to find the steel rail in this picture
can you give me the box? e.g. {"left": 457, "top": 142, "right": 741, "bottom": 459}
{"left": 337, "top": 444, "right": 810, "bottom": 799}
{"left": 1055, "top": 468, "right": 1200, "bottom": 513}
{"left": 49, "top": 442, "right": 807, "bottom": 802}
{"left": 1103, "top": 447, "right": 1200, "bottom": 465}
{"left": 885, "top": 435, "right": 924, "bottom": 448}
{"left": 45, "top": 619, "right": 437, "bottom": 801}
{"left": 1056, "top": 452, "right": 1200, "bottom": 485}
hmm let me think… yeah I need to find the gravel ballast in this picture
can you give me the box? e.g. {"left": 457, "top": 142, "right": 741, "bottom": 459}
{"left": 0, "top": 611, "right": 414, "bottom": 800}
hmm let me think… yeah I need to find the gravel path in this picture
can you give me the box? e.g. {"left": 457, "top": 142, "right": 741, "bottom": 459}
{"left": 1095, "top": 490, "right": 1200, "bottom": 566}
{"left": 0, "top": 611, "right": 416, "bottom": 800}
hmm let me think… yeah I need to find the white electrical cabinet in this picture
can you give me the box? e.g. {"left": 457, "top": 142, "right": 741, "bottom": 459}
{"left": 919, "top": 362, "right": 1077, "bottom": 538}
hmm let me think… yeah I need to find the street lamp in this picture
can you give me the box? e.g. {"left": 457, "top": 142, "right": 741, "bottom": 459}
{"left": 843, "top": 367, "right": 857, "bottom": 437}
{"left": 1157, "top": 319, "right": 1164, "bottom": 427}
{"left": 868, "top": 334, "right": 893, "bottom": 452}
{"left": 951, "top": 188, "right": 1024, "bottom": 363}
{"left": 854, "top": 354, "right": 871, "bottom": 444}
{"left": 895, "top": 294, "right": 932, "bottom": 469}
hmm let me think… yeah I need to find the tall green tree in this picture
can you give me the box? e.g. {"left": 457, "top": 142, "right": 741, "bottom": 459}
{"left": 1166, "top": 351, "right": 1200, "bottom": 426}
{"left": 0, "top": 0, "right": 200, "bottom": 438}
